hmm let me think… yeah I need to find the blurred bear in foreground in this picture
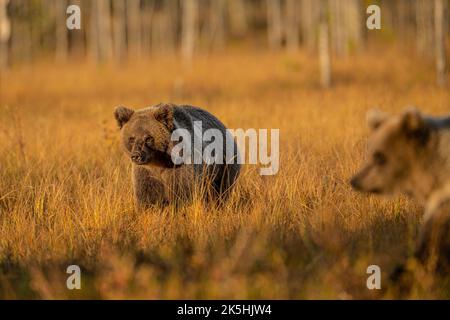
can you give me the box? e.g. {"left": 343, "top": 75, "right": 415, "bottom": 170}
{"left": 351, "top": 107, "right": 450, "bottom": 272}
{"left": 114, "top": 103, "right": 240, "bottom": 208}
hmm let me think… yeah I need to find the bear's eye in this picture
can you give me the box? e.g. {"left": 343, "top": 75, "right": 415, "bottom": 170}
{"left": 373, "top": 151, "right": 387, "bottom": 166}
{"left": 145, "top": 136, "right": 154, "bottom": 146}
{"left": 128, "top": 137, "right": 135, "bottom": 144}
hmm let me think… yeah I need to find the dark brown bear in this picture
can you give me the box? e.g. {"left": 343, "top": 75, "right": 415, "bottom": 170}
{"left": 114, "top": 103, "right": 240, "bottom": 208}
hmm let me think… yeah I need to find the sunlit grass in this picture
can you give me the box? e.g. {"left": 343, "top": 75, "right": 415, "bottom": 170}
{"left": 0, "top": 46, "right": 449, "bottom": 299}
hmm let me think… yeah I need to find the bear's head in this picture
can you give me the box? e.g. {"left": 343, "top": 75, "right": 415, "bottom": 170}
{"left": 350, "top": 107, "right": 436, "bottom": 197}
{"left": 114, "top": 103, "right": 178, "bottom": 168}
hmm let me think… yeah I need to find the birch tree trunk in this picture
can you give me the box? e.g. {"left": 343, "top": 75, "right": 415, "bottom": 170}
{"left": 89, "top": 0, "right": 113, "bottom": 63}
{"left": 70, "top": 0, "right": 84, "bottom": 58}
{"left": 89, "top": 0, "right": 99, "bottom": 61}
{"left": 181, "top": 0, "right": 198, "bottom": 62}
{"left": 285, "top": 0, "right": 299, "bottom": 51}
{"left": 164, "top": 0, "right": 178, "bottom": 53}
{"left": 319, "top": 0, "right": 331, "bottom": 88}
{"left": 267, "top": 0, "right": 283, "bottom": 50}
{"left": 228, "top": 0, "right": 247, "bottom": 37}
{"left": 143, "top": 1, "right": 155, "bottom": 55}
{"left": 152, "top": 0, "right": 178, "bottom": 54}
{"left": 330, "top": 0, "right": 346, "bottom": 56}
{"left": 127, "top": 0, "right": 142, "bottom": 57}
{"left": 0, "top": 0, "right": 10, "bottom": 69}
{"left": 97, "top": 0, "right": 113, "bottom": 62}
{"left": 55, "top": 0, "right": 68, "bottom": 61}
{"left": 10, "top": 0, "right": 32, "bottom": 63}
{"left": 346, "top": 0, "right": 362, "bottom": 52}
{"left": 300, "top": 0, "right": 319, "bottom": 51}
{"left": 209, "top": 0, "right": 227, "bottom": 50}
{"left": 416, "top": 0, "right": 434, "bottom": 56}
{"left": 434, "top": 0, "right": 447, "bottom": 86}
{"left": 112, "top": 0, "right": 126, "bottom": 62}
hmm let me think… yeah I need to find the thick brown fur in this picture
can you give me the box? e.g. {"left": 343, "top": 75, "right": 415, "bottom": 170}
{"left": 114, "top": 103, "right": 240, "bottom": 209}
{"left": 351, "top": 107, "right": 450, "bottom": 273}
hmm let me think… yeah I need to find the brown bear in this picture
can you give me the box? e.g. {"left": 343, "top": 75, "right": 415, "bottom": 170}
{"left": 350, "top": 107, "right": 450, "bottom": 272}
{"left": 114, "top": 103, "right": 240, "bottom": 208}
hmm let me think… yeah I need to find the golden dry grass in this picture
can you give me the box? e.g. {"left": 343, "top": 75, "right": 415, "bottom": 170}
{"left": 0, "top": 45, "right": 449, "bottom": 299}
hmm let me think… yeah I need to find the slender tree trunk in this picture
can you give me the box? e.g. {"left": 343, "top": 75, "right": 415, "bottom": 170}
{"left": 0, "top": 0, "right": 10, "bottom": 69}
{"left": 112, "top": 0, "right": 126, "bottom": 62}
{"left": 209, "top": 0, "right": 227, "bottom": 50}
{"left": 89, "top": 0, "right": 99, "bottom": 61}
{"left": 396, "top": 0, "right": 408, "bottom": 42}
{"left": 152, "top": 1, "right": 178, "bottom": 54}
{"left": 416, "top": 0, "right": 435, "bottom": 57}
{"left": 98, "top": 0, "right": 113, "bottom": 62}
{"left": 300, "top": 0, "right": 319, "bottom": 51}
{"left": 164, "top": 0, "right": 178, "bottom": 53}
{"left": 319, "top": 0, "right": 331, "bottom": 88}
{"left": 89, "top": 0, "right": 113, "bottom": 63}
{"left": 11, "top": 0, "right": 32, "bottom": 64}
{"left": 55, "top": 0, "right": 68, "bottom": 61}
{"left": 127, "top": 0, "right": 142, "bottom": 57}
{"left": 330, "top": 0, "right": 344, "bottom": 56}
{"left": 144, "top": 1, "right": 155, "bottom": 55}
{"left": 285, "top": 0, "right": 299, "bottom": 51}
{"left": 416, "top": 0, "right": 426, "bottom": 55}
{"left": 181, "top": 0, "right": 198, "bottom": 62}
{"left": 267, "top": 0, "right": 283, "bottom": 50}
{"left": 327, "top": 0, "right": 361, "bottom": 57}
{"left": 347, "top": 0, "right": 363, "bottom": 52}
{"left": 415, "top": 0, "right": 434, "bottom": 56}
{"left": 69, "top": 0, "right": 84, "bottom": 58}
{"left": 434, "top": 0, "right": 447, "bottom": 86}
{"left": 151, "top": 11, "right": 163, "bottom": 53}
{"left": 228, "top": 0, "right": 247, "bottom": 37}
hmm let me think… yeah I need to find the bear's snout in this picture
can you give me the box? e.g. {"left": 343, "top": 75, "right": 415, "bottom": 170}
{"left": 131, "top": 153, "right": 141, "bottom": 162}
{"left": 131, "top": 152, "right": 151, "bottom": 165}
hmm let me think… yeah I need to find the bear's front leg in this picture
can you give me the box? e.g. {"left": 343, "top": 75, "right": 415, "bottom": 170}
{"left": 132, "top": 165, "right": 168, "bottom": 208}
{"left": 415, "top": 200, "right": 450, "bottom": 270}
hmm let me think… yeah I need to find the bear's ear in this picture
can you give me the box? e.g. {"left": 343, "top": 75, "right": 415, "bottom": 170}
{"left": 401, "top": 107, "right": 430, "bottom": 145}
{"left": 153, "top": 103, "right": 174, "bottom": 131}
{"left": 114, "top": 106, "right": 134, "bottom": 129}
{"left": 366, "top": 109, "right": 388, "bottom": 131}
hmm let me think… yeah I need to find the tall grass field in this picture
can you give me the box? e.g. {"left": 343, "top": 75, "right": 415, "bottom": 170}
{"left": 0, "top": 46, "right": 449, "bottom": 299}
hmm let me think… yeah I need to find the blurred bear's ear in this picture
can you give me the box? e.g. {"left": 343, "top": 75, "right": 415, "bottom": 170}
{"left": 366, "top": 109, "right": 388, "bottom": 131}
{"left": 401, "top": 107, "right": 423, "bottom": 131}
{"left": 401, "top": 107, "right": 430, "bottom": 145}
{"left": 153, "top": 103, "right": 174, "bottom": 131}
{"left": 114, "top": 106, "right": 134, "bottom": 129}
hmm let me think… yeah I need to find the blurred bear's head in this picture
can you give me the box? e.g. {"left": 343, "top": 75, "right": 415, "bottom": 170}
{"left": 350, "top": 107, "right": 436, "bottom": 197}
